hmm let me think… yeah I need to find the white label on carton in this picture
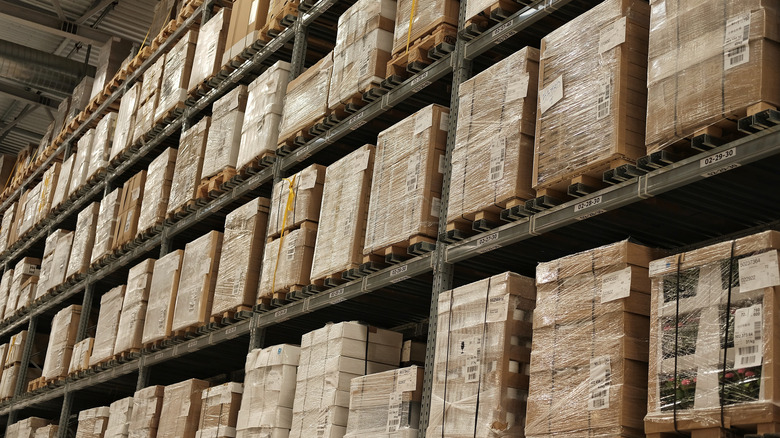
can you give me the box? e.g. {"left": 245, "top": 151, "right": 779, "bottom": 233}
{"left": 507, "top": 74, "right": 529, "bottom": 101}
{"left": 486, "top": 295, "right": 508, "bottom": 322}
{"left": 286, "top": 236, "right": 296, "bottom": 261}
{"left": 414, "top": 113, "right": 432, "bottom": 135}
{"left": 354, "top": 150, "right": 371, "bottom": 172}
{"left": 595, "top": 80, "right": 612, "bottom": 121}
{"left": 396, "top": 368, "right": 417, "bottom": 392}
{"left": 430, "top": 197, "right": 441, "bottom": 218}
{"left": 406, "top": 155, "right": 420, "bottom": 193}
{"left": 439, "top": 113, "right": 449, "bottom": 132}
{"left": 460, "top": 336, "right": 482, "bottom": 383}
{"left": 94, "top": 419, "right": 104, "bottom": 434}
{"left": 249, "top": 0, "right": 259, "bottom": 24}
{"left": 738, "top": 250, "right": 780, "bottom": 292}
{"left": 386, "top": 392, "right": 403, "bottom": 432}
{"left": 588, "top": 356, "right": 611, "bottom": 410}
{"left": 599, "top": 17, "right": 627, "bottom": 53}
{"left": 539, "top": 75, "right": 563, "bottom": 114}
{"left": 724, "top": 14, "right": 750, "bottom": 70}
{"left": 734, "top": 304, "right": 763, "bottom": 368}
{"left": 298, "top": 171, "right": 317, "bottom": 190}
{"left": 725, "top": 44, "right": 749, "bottom": 70}
{"left": 600, "top": 267, "right": 632, "bottom": 303}
{"left": 489, "top": 138, "right": 506, "bottom": 182}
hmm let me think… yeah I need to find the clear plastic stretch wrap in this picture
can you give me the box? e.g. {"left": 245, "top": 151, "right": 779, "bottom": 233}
{"left": 68, "top": 337, "right": 93, "bottom": 374}
{"left": 646, "top": 0, "right": 780, "bottom": 153}
{"left": 644, "top": 230, "right": 780, "bottom": 434}
{"left": 268, "top": 164, "right": 326, "bottom": 237}
{"left": 89, "top": 285, "right": 125, "bottom": 366}
{"left": 51, "top": 154, "right": 74, "bottom": 210}
{"left": 6, "top": 417, "right": 50, "bottom": 438}
{"left": 0, "top": 203, "right": 16, "bottom": 253}
{"left": 90, "top": 36, "right": 134, "bottom": 101}
{"left": 196, "top": 382, "right": 243, "bottom": 438}
{"left": 391, "top": 0, "right": 458, "bottom": 55}
{"left": 75, "top": 406, "right": 110, "bottom": 438}
{"left": 0, "top": 343, "right": 7, "bottom": 369}
{"left": 212, "top": 198, "right": 269, "bottom": 316}
{"left": 364, "top": 104, "right": 447, "bottom": 255}
{"left": 38, "top": 229, "right": 67, "bottom": 298}
{"left": 66, "top": 202, "right": 99, "bottom": 279}
{"left": 290, "top": 322, "right": 402, "bottom": 438}
{"left": 69, "top": 129, "right": 96, "bottom": 198}
{"left": 526, "top": 241, "right": 661, "bottom": 438}
{"left": 236, "top": 61, "right": 289, "bottom": 171}
{"left": 258, "top": 225, "right": 317, "bottom": 298}
{"left": 310, "top": 146, "right": 374, "bottom": 282}
{"left": 426, "top": 272, "right": 536, "bottom": 438}
{"left": 189, "top": 7, "right": 231, "bottom": 91}
{"left": 35, "top": 163, "right": 60, "bottom": 224}
{"left": 278, "top": 53, "right": 333, "bottom": 143}
{"left": 158, "top": 379, "right": 210, "bottom": 438}
{"left": 202, "top": 85, "right": 248, "bottom": 178}
{"left": 111, "top": 82, "right": 141, "bottom": 161}
{"left": 91, "top": 187, "right": 121, "bottom": 264}
{"left": 133, "top": 94, "right": 157, "bottom": 146}
{"left": 17, "top": 184, "right": 41, "bottom": 237}
{"left": 47, "top": 231, "right": 73, "bottom": 294}
{"left": 70, "top": 76, "right": 95, "bottom": 120}
{"left": 115, "top": 259, "right": 155, "bottom": 354}
{"left": 42, "top": 304, "right": 82, "bottom": 380}
{"left": 142, "top": 250, "right": 184, "bottom": 344}
{"left": 448, "top": 47, "right": 539, "bottom": 225}
{"left": 533, "top": 0, "right": 650, "bottom": 193}
{"left": 130, "top": 385, "right": 165, "bottom": 438}
{"left": 172, "top": 231, "right": 223, "bottom": 332}
{"left": 236, "top": 344, "right": 301, "bottom": 438}
{"left": 344, "top": 366, "right": 424, "bottom": 438}
{"left": 105, "top": 396, "right": 135, "bottom": 438}
{"left": 114, "top": 170, "right": 146, "bottom": 249}
{"left": 168, "top": 117, "right": 210, "bottom": 215}
{"left": 328, "top": 0, "right": 395, "bottom": 110}
{"left": 33, "top": 424, "right": 59, "bottom": 438}
{"left": 7, "top": 330, "right": 48, "bottom": 368}
{"left": 0, "top": 363, "right": 39, "bottom": 400}
{"left": 53, "top": 97, "right": 70, "bottom": 139}
{"left": 88, "top": 112, "right": 117, "bottom": 180}
{"left": 0, "top": 269, "right": 12, "bottom": 320}
{"left": 140, "top": 53, "right": 164, "bottom": 108}
{"left": 156, "top": 30, "right": 198, "bottom": 123}
{"left": 137, "top": 148, "right": 177, "bottom": 235}
{"left": 11, "top": 258, "right": 41, "bottom": 314}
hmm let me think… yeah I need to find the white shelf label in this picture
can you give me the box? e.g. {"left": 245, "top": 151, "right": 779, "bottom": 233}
{"left": 738, "top": 250, "right": 780, "bottom": 292}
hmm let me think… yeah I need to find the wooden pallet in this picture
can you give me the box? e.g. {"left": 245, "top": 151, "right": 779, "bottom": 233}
{"left": 196, "top": 166, "right": 237, "bottom": 199}
{"left": 363, "top": 234, "right": 437, "bottom": 266}
{"left": 27, "top": 377, "right": 46, "bottom": 391}
{"left": 237, "top": 151, "right": 276, "bottom": 177}
{"left": 153, "top": 101, "right": 186, "bottom": 127}
{"left": 209, "top": 305, "right": 253, "bottom": 326}
{"left": 464, "top": 0, "right": 523, "bottom": 30}
{"left": 386, "top": 23, "right": 457, "bottom": 78}
{"left": 256, "top": 286, "right": 303, "bottom": 311}
{"left": 267, "top": 218, "right": 317, "bottom": 240}
{"left": 645, "top": 403, "right": 780, "bottom": 437}
{"left": 165, "top": 199, "right": 197, "bottom": 221}
{"left": 142, "top": 339, "right": 165, "bottom": 352}
{"left": 277, "top": 116, "right": 326, "bottom": 155}
{"left": 258, "top": 0, "right": 299, "bottom": 41}
{"left": 172, "top": 323, "right": 205, "bottom": 339}
{"left": 113, "top": 349, "right": 141, "bottom": 363}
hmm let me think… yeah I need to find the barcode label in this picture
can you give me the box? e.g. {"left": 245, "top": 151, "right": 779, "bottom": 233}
{"left": 386, "top": 392, "right": 403, "bottom": 432}
{"left": 596, "top": 80, "right": 612, "bottom": 120}
{"left": 726, "top": 45, "right": 749, "bottom": 69}
{"left": 460, "top": 336, "right": 482, "bottom": 383}
{"left": 734, "top": 304, "right": 763, "bottom": 368}
{"left": 589, "top": 356, "right": 611, "bottom": 410}
{"left": 406, "top": 155, "right": 421, "bottom": 193}
{"left": 738, "top": 250, "right": 780, "bottom": 292}
{"left": 464, "top": 356, "right": 480, "bottom": 383}
{"left": 489, "top": 138, "right": 506, "bottom": 182}
{"left": 724, "top": 13, "right": 750, "bottom": 49}
{"left": 359, "top": 52, "right": 370, "bottom": 77}
{"left": 286, "top": 237, "right": 296, "bottom": 261}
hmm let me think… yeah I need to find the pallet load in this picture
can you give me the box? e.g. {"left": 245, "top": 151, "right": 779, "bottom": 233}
{"left": 0, "top": 203, "right": 16, "bottom": 253}
{"left": 75, "top": 406, "right": 110, "bottom": 438}
{"left": 533, "top": 0, "right": 649, "bottom": 199}
{"left": 328, "top": 0, "right": 395, "bottom": 111}
{"left": 171, "top": 231, "right": 223, "bottom": 335}
{"left": 277, "top": 53, "right": 333, "bottom": 150}
{"left": 130, "top": 385, "right": 165, "bottom": 438}
{"left": 463, "top": 0, "right": 522, "bottom": 30}
{"left": 16, "top": 185, "right": 41, "bottom": 238}
{"left": 134, "top": 57, "right": 164, "bottom": 145}
{"left": 90, "top": 188, "right": 122, "bottom": 265}
{"left": 364, "top": 104, "right": 447, "bottom": 261}
{"left": 105, "top": 397, "right": 134, "bottom": 438}
{"left": 41, "top": 304, "right": 82, "bottom": 383}
{"left": 158, "top": 379, "right": 210, "bottom": 438}
{"left": 90, "top": 36, "right": 134, "bottom": 101}
{"left": 258, "top": 220, "right": 317, "bottom": 306}
{"left": 142, "top": 250, "right": 184, "bottom": 347}
{"left": 188, "top": 7, "right": 231, "bottom": 93}
{"left": 168, "top": 117, "right": 210, "bottom": 217}
{"left": 447, "top": 47, "right": 539, "bottom": 233}
{"left": 37, "top": 230, "right": 71, "bottom": 298}
{"left": 222, "top": 0, "right": 270, "bottom": 62}
{"left": 89, "top": 285, "right": 126, "bottom": 368}
{"left": 114, "top": 259, "right": 155, "bottom": 357}
{"left": 388, "top": 0, "right": 458, "bottom": 76}
{"left": 426, "top": 272, "right": 535, "bottom": 437}
{"left": 2, "top": 332, "right": 46, "bottom": 399}
{"left": 66, "top": 202, "right": 99, "bottom": 281}
{"left": 68, "top": 129, "right": 96, "bottom": 199}
{"left": 236, "top": 344, "right": 301, "bottom": 437}
{"left": 310, "top": 146, "right": 375, "bottom": 286}
{"left": 155, "top": 30, "right": 198, "bottom": 125}
{"left": 262, "top": 0, "right": 297, "bottom": 42}
{"left": 0, "top": 269, "right": 12, "bottom": 318}
{"left": 644, "top": 230, "right": 780, "bottom": 436}
{"left": 69, "top": 76, "right": 95, "bottom": 122}
{"left": 212, "top": 198, "right": 268, "bottom": 320}
{"left": 5, "top": 418, "right": 51, "bottom": 438}
{"left": 344, "top": 366, "right": 424, "bottom": 437}
{"left": 113, "top": 170, "right": 147, "bottom": 249}
{"left": 50, "top": 155, "right": 73, "bottom": 210}
{"left": 289, "top": 322, "right": 402, "bottom": 438}
{"left": 5, "top": 257, "right": 41, "bottom": 318}
{"left": 525, "top": 241, "right": 660, "bottom": 438}
{"left": 268, "top": 164, "right": 326, "bottom": 238}
{"left": 68, "top": 337, "right": 93, "bottom": 375}
{"left": 34, "top": 425, "right": 59, "bottom": 438}
{"left": 646, "top": 0, "right": 780, "bottom": 154}
{"left": 87, "top": 112, "right": 117, "bottom": 183}
{"left": 196, "top": 382, "right": 243, "bottom": 438}
{"left": 111, "top": 82, "right": 142, "bottom": 162}
{"left": 31, "top": 164, "right": 60, "bottom": 227}
{"left": 200, "top": 85, "right": 248, "bottom": 188}
{"left": 137, "top": 148, "right": 177, "bottom": 236}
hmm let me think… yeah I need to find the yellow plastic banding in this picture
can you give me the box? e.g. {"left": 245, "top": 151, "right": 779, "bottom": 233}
{"left": 405, "top": 0, "right": 418, "bottom": 54}
{"left": 270, "top": 174, "right": 297, "bottom": 296}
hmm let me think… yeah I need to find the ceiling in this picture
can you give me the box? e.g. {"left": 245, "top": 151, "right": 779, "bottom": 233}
{"left": 0, "top": 0, "right": 159, "bottom": 156}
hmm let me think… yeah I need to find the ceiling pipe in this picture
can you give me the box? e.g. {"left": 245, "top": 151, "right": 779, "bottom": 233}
{"left": 0, "top": 40, "right": 96, "bottom": 95}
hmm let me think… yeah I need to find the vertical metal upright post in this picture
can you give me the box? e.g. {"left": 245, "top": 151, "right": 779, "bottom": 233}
{"left": 7, "top": 315, "right": 38, "bottom": 427}
{"left": 248, "top": 317, "right": 266, "bottom": 352}
{"left": 289, "top": 20, "right": 308, "bottom": 80}
{"left": 77, "top": 282, "right": 96, "bottom": 342}
{"left": 57, "top": 392, "right": 74, "bottom": 438}
{"left": 137, "top": 362, "right": 151, "bottom": 390}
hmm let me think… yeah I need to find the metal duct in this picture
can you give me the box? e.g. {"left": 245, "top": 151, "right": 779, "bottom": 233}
{"left": 0, "top": 40, "right": 97, "bottom": 95}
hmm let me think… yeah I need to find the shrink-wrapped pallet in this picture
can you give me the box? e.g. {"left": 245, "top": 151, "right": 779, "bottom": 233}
{"left": 158, "top": 379, "right": 210, "bottom": 438}
{"left": 133, "top": 94, "right": 158, "bottom": 146}
{"left": 526, "top": 241, "right": 660, "bottom": 438}
{"left": 142, "top": 250, "right": 184, "bottom": 345}
{"left": 115, "top": 259, "right": 155, "bottom": 355}
{"left": 258, "top": 225, "right": 317, "bottom": 299}
{"left": 90, "top": 36, "right": 134, "bottom": 101}
{"left": 236, "top": 61, "right": 289, "bottom": 171}
{"left": 6, "top": 417, "right": 51, "bottom": 438}
{"left": 0, "top": 203, "right": 16, "bottom": 253}
{"left": 113, "top": 170, "right": 146, "bottom": 249}
{"left": 0, "top": 363, "right": 41, "bottom": 399}
{"left": 268, "top": 164, "right": 326, "bottom": 237}
{"left": 53, "top": 97, "right": 70, "bottom": 139}
{"left": 310, "top": 146, "right": 374, "bottom": 282}
{"left": 344, "top": 366, "right": 424, "bottom": 438}
{"left": 533, "top": 0, "right": 650, "bottom": 193}
{"left": 69, "top": 129, "right": 96, "bottom": 198}
{"left": 37, "top": 230, "right": 69, "bottom": 298}
{"left": 69, "top": 76, "right": 95, "bottom": 121}
{"left": 137, "top": 148, "right": 177, "bottom": 235}
{"left": 5, "top": 258, "right": 40, "bottom": 318}
{"left": 448, "top": 47, "right": 539, "bottom": 226}
{"left": 156, "top": 30, "right": 198, "bottom": 123}
{"left": 140, "top": 55, "right": 164, "bottom": 108}
{"left": 91, "top": 188, "right": 122, "bottom": 264}
{"left": 6, "top": 330, "right": 48, "bottom": 367}
{"left": 51, "top": 154, "right": 74, "bottom": 210}
{"left": 89, "top": 285, "right": 125, "bottom": 367}
{"left": 196, "top": 382, "right": 243, "bottom": 438}
{"left": 0, "top": 269, "right": 12, "bottom": 319}
{"left": 364, "top": 104, "right": 447, "bottom": 255}
{"left": 75, "top": 406, "right": 110, "bottom": 438}
{"left": 111, "top": 82, "right": 141, "bottom": 162}
{"left": 88, "top": 112, "right": 117, "bottom": 181}
{"left": 172, "top": 231, "right": 223, "bottom": 332}
{"left": 66, "top": 202, "right": 99, "bottom": 279}
{"left": 34, "top": 425, "right": 59, "bottom": 438}
{"left": 47, "top": 230, "right": 73, "bottom": 292}
{"left": 41, "top": 304, "right": 82, "bottom": 380}
{"left": 278, "top": 53, "right": 333, "bottom": 144}
{"left": 391, "top": 0, "right": 458, "bottom": 55}
{"left": 290, "top": 322, "right": 402, "bottom": 438}
{"left": 236, "top": 344, "right": 301, "bottom": 438}
{"left": 105, "top": 396, "right": 134, "bottom": 438}
{"left": 189, "top": 7, "right": 231, "bottom": 90}
{"left": 17, "top": 184, "right": 41, "bottom": 237}
{"left": 212, "top": 198, "right": 268, "bottom": 316}
{"left": 130, "top": 385, "right": 165, "bottom": 438}
{"left": 646, "top": 0, "right": 780, "bottom": 153}
{"left": 68, "top": 337, "right": 93, "bottom": 374}
{"left": 202, "top": 85, "right": 248, "bottom": 178}
{"left": 427, "top": 272, "right": 536, "bottom": 437}
{"left": 34, "top": 163, "right": 60, "bottom": 224}
{"left": 168, "top": 117, "right": 210, "bottom": 215}
{"left": 0, "top": 343, "right": 7, "bottom": 369}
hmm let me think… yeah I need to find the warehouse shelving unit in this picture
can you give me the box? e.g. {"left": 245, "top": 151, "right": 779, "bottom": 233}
{"left": 0, "top": 0, "right": 778, "bottom": 436}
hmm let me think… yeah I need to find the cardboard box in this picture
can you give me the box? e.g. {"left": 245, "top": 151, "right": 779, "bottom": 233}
{"left": 258, "top": 224, "right": 317, "bottom": 298}
{"left": 66, "top": 202, "right": 99, "bottom": 279}
{"left": 158, "top": 379, "right": 210, "bottom": 438}
{"left": 133, "top": 92, "right": 159, "bottom": 145}
{"left": 68, "top": 337, "right": 93, "bottom": 374}
{"left": 223, "top": 0, "right": 250, "bottom": 63}
{"left": 6, "top": 330, "right": 47, "bottom": 367}
{"left": 155, "top": 30, "right": 198, "bottom": 124}
{"left": 70, "top": 76, "right": 95, "bottom": 120}
{"left": 111, "top": 82, "right": 141, "bottom": 161}
{"left": 391, "top": 0, "right": 458, "bottom": 55}
{"left": 87, "top": 113, "right": 116, "bottom": 183}
{"left": 267, "top": 164, "right": 326, "bottom": 237}
{"left": 171, "top": 231, "right": 223, "bottom": 332}
{"left": 76, "top": 406, "right": 110, "bottom": 438}
{"left": 142, "top": 250, "right": 184, "bottom": 345}
{"left": 202, "top": 84, "right": 248, "bottom": 178}
{"left": 48, "top": 230, "right": 75, "bottom": 292}
{"left": 35, "top": 163, "right": 61, "bottom": 225}
{"left": 0, "top": 269, "right": 11, "bottom": 318}
{"left": 34, "top": 424, "right": 59, "bottom": 438}
{"left": 189, "top": 7, "right": 231, "bottom": 91}
{"left": 6, "top": 417, "right": 51, "bottom": 438}
{"left": 105, "top": 396, "right": 134, "bottom": 438}
{"left": 89, "top": 285, "right": 125, "bottom": 366}
{"left": 130, "top": 385, "right": 166, "bottom": 437}
{"left": 37, "top": 230, "right": 67, "bottom": 297}
{"left": 0, "top": 362, "right": 42, "bottom": 399}
{"left": 168, "top": 117, "right": 209, "bottom": 215}
{"left": 90, "top": 36, "right": 134, "bottom": 101}
{"left": 115, "top": 259, "right": 155, "bottom": 354}
{"left": 91, "top": 188, "right": 122, "bottom": 264}
{"left": 68, "top": 128, "right": 96, "bottom": 199}
{"left": 113, "top": 170, "right": 147, "bottom": 249}
{"left": 42, "top": 304, "right": 82, "bottom": 380}
{"left": 51, "top": 154, "right": 74, "bottom": 210}
{"left": 5, "top": 257, "right": 41, "bottom": 317}
{"left": 278, "top": 53, "right": 333, "bottom": 143}
{"left": 137, "top": 148, "right": 177, "bottom": 235}
{"left": 0, "top": 202, "right": 16, "bottom": 254}
{"left": 196, "top": 382, "right": 243, "bottom": 438}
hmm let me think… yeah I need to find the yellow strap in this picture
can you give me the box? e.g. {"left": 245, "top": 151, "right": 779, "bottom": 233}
{"left": 270, "top": 175, "right": 297, "bottom": 295}
{"left": 405, "top": 0, "right": 418, "bottom": 54}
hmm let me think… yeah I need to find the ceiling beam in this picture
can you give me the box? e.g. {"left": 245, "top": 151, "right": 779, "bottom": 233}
{"left": 0, "top": 104, "right": 38, "bottom": 144}
{"left": 76, "top": 0, "right": 117, "bottom": 25}
{"left": 8, "top": 127, "right": 43, "bottom": 141}
{"left": 48, "top": 0, "right": 68, "bottom": 21}
{"left": 0, "top": 83, "right": 60, "bottom": 109}
{"left": 0, "top": 0, "right": 113, "bottom": 47}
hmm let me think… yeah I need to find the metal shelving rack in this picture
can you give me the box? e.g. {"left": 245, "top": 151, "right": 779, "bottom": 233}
{"left": 1, "top": 0, "right": 779, "bottom": 436}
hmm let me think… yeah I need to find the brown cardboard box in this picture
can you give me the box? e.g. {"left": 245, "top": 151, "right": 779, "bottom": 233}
{"left": 278, "top": 53, "right": 333, "bottom": 144}
{"left": 90, "top": 36, "right": 134, "bottom": 101}
{"left": 202, "top": 85, "right": 248, "bottom": 178}
{"left": 224, "top": 0, "right": 250, "bottom": 63}
{"left": 258, "top": 224, "right": 317, "bottom": 298}
{"left": 155, "top": 30, "right": 198, "bottom": 124}
{"left": 168, "top": 117, "right": 209, "bottom": 215}
{"left": 197, "top": 382, "right": 243, "bottom": 438}
{"left": 42, "top": 304, "right": 82, "bottom": 380}
{"left": 392, "top": 0, "right": 459, "bottom": 55}
{"left": 91, "top": 188, "right": 121, "bottom": 264}
{"left": 75, "top": 406, "right": 110, "bottom": 438}
{"left": 68, "top": 337, "right": 94, "bottom": 374}
{"left": 267, "top": 164, "right": 326, "bottom": 237}
{"left": 6, "top": 417, "right": 51, "bottom": 437}
{"left": 115, "top": 259, "right": 156, "bottom": 354}
{"left": 66, "top": 202, "right": 99, "bottom": 279}
{"left": 0, "top": 362, "right": 42, "bottom": 398}
{"left": 6, "top": 330, "right": 48, "bottom": 367}
{"left": 189, "top": 7, "right": 231, "bottom": 91}
{"left": 130, "top": 385, "right": 166, "bottom": 437}
{"left": 142, "top": 250, "right": 185, "bottom": 344}
{"left": 158, "top": 379, "right": 210, "bottom": 438}
{"left": 113, "top": 170, "right": 147, "bottom": 249}
{"left": 89, "top": 285, "right": 125, "bottom": 367}
{"left": 171, "top": 231, "right": 223, "bottom": 332}
{"left": 138, "top": 148, "right": 177, "bottom": 236}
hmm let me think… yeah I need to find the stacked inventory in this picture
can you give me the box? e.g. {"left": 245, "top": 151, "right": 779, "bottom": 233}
{"left": 142, "top": 250, "right": 184, "bottom": 346}
{"left": 135, "top": 56, "right": 164, "bottom": 145}
{"left": 188, "top": 7, "right": 231, "bottom": 91}
{"left": 112, "top": 82, "right": 142, "bottom": 161}
{"left": 91, "top": 188, "right": 122, "bottom": 264}
{"left": 66, "top": 203, "right": 99, "bottom": 280}
{"left": 197, "top": 382, "right": 243, "bottom": 438}
{"left": 168, "top": 117, "right": 210, "bottom": 215}
{"left": 68, "top": 129, "right": 95, "bottom": 200}
{"left": 90, "top": 285, "right": 126, "bottom": 366}
{"left": 201, "top": 85, "right": 248, "bottom": 181}
{"left": 105, "top": 397, "right": 134, "bottom": 437}
{"left": 0, "top": 269, "right": 12, "bottom": 319}
{"left": 68, "top": 337, "right": 93, "bottom": 374}
{"left": 41, "top": 305, "right": 82, "bottom": 382}
{"left": 1, "top": 331, "right": 46, "bottom": 399}
{"left": 129, "top": 385, "right": 166, "bottom": 437}
{"left": 137, "top": 148, "right": 177, "bottom": 236}
{"left": 171, "top": 231, "right": 223, "bottom": 333}
{"left": 387, "top": 0, "right": 458, "bottom": 75}
{"left": 114, "top": 171, "right": 146, "bottom": 249}
{"left": 75, "top": 406, "right": 110, "bottom": 438}
{"left": 156, "top": 30, "right": 198, "bottom": 124}
{"left": 38, "top": 230, "right": 72, "bottom": 298}
{"left": 34, "top": 425, "right": 59, "bottom": 438}
{"left": 6, "top": 418, "right": 51, "bottom": 438}
{"left": 277, "top": 53, "right": 333, "bottom": 147}
{"left": 222, "top": 0, "right": 270, "bottom": 61}
{"left": 158, "top": 379, "right": 210, "bottom": 438}
{"left": 5, "top": 257, "right": 40, "bottom": 318}
{"left": 51, "top": 155, "right": 74, "bottom": 210}
{"left": 114, "top": 259, "right": 156, "bottom": 356}
{"left": 88, "top": 113, "right": 117, "bottom": 182}
{"left": 90, "top": 37, "right": 134, "bottom": 101}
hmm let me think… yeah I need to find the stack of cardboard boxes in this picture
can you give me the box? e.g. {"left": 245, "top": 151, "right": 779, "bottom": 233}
{"left": 171, "top": 231, "right": 223, "bottom": 333}
{"left": 89, "top": 285, "right": 126, "bottom": 367}
{"left": 113, "top": 171, "right": 147, "bottom": 249}
{"left": 137, "top": 148, "right": 177, "bottom": 236}
{"left": 114, "top": 259, "right": 156, "bottom": 356}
